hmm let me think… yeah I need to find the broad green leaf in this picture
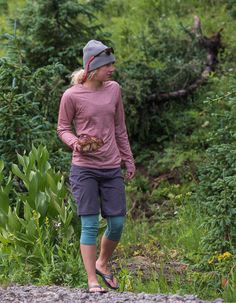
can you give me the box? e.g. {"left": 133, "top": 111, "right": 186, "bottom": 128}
{"left": 64, "top": 210, "right": 74, "bottom": 228}
{"left": 61, "top": 202, "right": 66, "bottom": 223}
{"left": 0, "top": 212, "right": 7, "bottom": 228}
{"left": 46, "top": 173, "right": 57, "bottom": 192}
{"left": 23, "top": 202, "right": 32, "bottom": 221}
{"left": 63, "top": 224, "right": 74, "bottom": 240}
{"left": 0, "top": 160, "right": 4, "bottom": 173}
{"left": 28, "top": 173, "right": 38, "bottom": 201}
{"left": 17, "top": 154, "right": 26, "bottom": 168}
{"left": 7, "top": 208, "right": 21, "bottom": 233}
{"left": 35, "top": 191, "right": 49, "bottom": 218}
{"left": 12, "top": 164, "right": 28, "bottom": 185}
{"left": 14, "top": 231, "right": 36, "bottom": 245}
{"left": 0, "top": 190, "right": 10, "bottom": 213}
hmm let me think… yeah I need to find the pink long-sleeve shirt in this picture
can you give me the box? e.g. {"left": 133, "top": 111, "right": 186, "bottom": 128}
{"left": 57, "top": 81, "right": 135, "bottom": 171}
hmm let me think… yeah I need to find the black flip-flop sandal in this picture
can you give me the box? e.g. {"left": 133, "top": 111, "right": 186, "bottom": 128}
{"left": 96, "top": 269, "right": 119, "bottom": 290}
{"left": 88, "top": 284, "right": 107, "bottom": 294}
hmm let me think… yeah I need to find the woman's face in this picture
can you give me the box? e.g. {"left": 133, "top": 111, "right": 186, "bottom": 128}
{"left": 94, "top": 63, "right": 116, "bottom": 82}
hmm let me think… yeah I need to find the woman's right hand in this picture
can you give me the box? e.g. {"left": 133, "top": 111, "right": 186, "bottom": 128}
{"left": 74, "top": 141, "right": 91, "bottom": 153}
{"left": 73, "top": 142, "right": 83, "bottom": 153}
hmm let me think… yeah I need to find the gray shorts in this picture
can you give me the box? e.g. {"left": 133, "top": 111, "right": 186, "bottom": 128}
{"left": 69, "top": 165, "right": 126, "bottom": 217}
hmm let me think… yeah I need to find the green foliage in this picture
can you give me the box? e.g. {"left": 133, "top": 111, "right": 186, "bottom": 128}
{"left": 0, "top": 0, "right": 8, "bottom": 14}
{"left": 0, "top": 145, "right": 84, "bottom": 286}
{"left": 125, "top": 171, "right": 194, "bottom": 222}
{"left": 146, "top": 148, "right": 201, "bottom": 178}
{"left": 197, "top": 143, "right": 236, "bottom": 253}
{"left": 194, "top": 87, "right": 236, "bottom": 254}
{"left": 0, "top": 57, "right": 66, "bottom": 167}
{"left": 226, "top": 0, "right": 236, "bottom": 19}
{"left": 222, "top": 270, "right": 236, "bottom": 302}
{"left": 115, "top": 25, "right": 206, "bottom": 143}
{"left": 0, "top": 18, "right": 72, "bottom": 169}
{"left": 120, "top": 188, "right": 236, "bottom": 300}
{"left": 96, "top": 0, "right": 236, "bottom": 146}
{"left": 0, "top": 59, "right": 46, "bottom": 163}
{"left": 16, "top": 0, "right": 107, "bottom": 70}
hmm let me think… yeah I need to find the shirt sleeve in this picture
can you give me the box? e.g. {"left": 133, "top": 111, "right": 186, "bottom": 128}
{"left": 57, "top": 91, "right": 78, "bottom": 150}
{"left": 115, "top": 86, "right": 135, "bottom": 172}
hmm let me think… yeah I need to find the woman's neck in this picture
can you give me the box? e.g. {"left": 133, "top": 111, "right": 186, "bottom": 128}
{"left": 83, "top": 79, "right": 104, "bottom": 91}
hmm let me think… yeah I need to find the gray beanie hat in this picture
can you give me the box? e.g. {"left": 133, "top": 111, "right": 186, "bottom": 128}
{"left": 83, "top": 40, "right": 115, "bottom": 72}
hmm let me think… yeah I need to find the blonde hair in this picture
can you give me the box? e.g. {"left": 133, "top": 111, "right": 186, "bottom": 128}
{"left": 71, "top": 69, "right": 97, "bottom": 85}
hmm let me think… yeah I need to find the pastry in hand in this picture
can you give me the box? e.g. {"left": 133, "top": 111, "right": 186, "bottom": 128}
{"left": 77, "top": 134, "right": 104, "bottom": 153}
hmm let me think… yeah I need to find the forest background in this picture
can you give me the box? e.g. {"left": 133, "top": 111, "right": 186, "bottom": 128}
{"left": 0, "top": 0, "right": 236, "bottom": 301}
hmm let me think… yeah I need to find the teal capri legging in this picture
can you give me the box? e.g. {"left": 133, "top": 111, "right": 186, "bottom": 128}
{"left": 80, "top": 215, "right": 125, "bottom": 245}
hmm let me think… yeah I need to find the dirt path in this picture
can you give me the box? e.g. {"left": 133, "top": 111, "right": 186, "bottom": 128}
{"left": 0, "top": 285, "right": 224, "bottom": 303}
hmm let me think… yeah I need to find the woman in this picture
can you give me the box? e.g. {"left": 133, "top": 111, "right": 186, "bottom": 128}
{"left": 57, "top": 40, "right": 135, "bottom": 293}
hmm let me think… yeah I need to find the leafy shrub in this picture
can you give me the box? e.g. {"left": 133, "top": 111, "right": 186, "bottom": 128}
{"left": 0, "top": 56, "right": 70, "bottom": 171}
{"left": 195, "top": 87, "right": 236, "bottom": 253}
{"left": 0, "top": 145, "right": 84, "bottom": 285}
{"left": 0, "top": 59, "right": 51, "bottom": 165}
{"left": 197, "top": 143, "right": 236, "bottom": 253}
{"left": 17, "top": 0, "right": 107, "bottom": 70}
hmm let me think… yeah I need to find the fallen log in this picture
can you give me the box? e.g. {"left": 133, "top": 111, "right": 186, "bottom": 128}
{"left": 148, "top": 16, "right": 223, "bottom": 101}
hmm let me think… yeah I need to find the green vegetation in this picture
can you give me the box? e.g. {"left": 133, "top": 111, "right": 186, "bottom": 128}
{"left": 0, "top": 145, "right": 85, "bottom": 286}
{"left": 0, "top": 0, "right": 236, "bottom": 301}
